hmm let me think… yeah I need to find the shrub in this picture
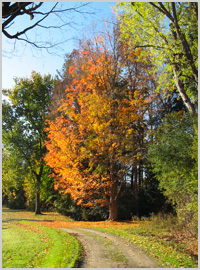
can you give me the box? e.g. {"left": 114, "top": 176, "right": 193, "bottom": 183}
{"left": 148, "top": 112, "right": 198, "bottom": 237}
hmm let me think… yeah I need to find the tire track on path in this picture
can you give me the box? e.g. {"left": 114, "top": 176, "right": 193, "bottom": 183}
{"left": 60, "top": 227, "right": 161, "bottom": 268}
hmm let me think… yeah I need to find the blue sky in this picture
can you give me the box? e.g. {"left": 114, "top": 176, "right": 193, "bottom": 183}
{"left": 2, "top": 2, "right": 117, "bottom": 90}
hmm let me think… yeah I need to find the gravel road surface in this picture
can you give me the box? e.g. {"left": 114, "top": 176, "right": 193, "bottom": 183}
{"left": 60, "top": 227, "right": 161, "bottom": 268}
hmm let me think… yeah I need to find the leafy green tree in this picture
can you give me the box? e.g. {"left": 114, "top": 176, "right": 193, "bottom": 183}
{"left": 115, "top": 2, "right": 198, "bottom": 115}
{"left": 2, "top": 149, "right": 27, "bottom": 209}
{"left": 148, "top": 112, "right": 198, "bottom": 236}
{"left": 22, "top": 163, "right": 57, "bottom": 211}
{"left": 2, "top": 71, "right": 54, "bottom": 214}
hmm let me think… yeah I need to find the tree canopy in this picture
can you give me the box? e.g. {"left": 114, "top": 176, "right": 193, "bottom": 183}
{"left": 45, "top": 25, "right": 160, "bottom": 220}
{"left": 3, "top": 72, "right": 54, "bottom": 214}
{"left": 115, "top": 2, "right": 198, "bottom": 115}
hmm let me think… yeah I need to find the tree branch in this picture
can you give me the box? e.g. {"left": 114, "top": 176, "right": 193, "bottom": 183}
{"left": 149, "top": 2, "right": 198, "bottom": 84}
{"left": 2, "top": 2, "right": 94, "bottom": 52}
{"left": 190, "top": 2, "right": 198, "bottom": 21}
{"left": 2, "top": 3, "right": 43, "bottom": 28}
{"left": 173, "top": 64, "right": 197, "bottom": 115}
{"left": 3, "top": 3, "right": 57, "bottom": 40}
{"left": 171, "top": 3, "right": 198, "bottom": 83}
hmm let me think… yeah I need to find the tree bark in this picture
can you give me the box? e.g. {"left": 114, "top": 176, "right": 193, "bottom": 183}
{"left": 134, "top": 165, "right": 139, "bottom": 217}
{"left": 131, "top": 166, "right": 134, "bottom": 190}
{"left": 108, "top": 181, "right": 118, "bottom": 221}
{"left": 173, "top": 66, "right": 197, "bottom": 115}
{"left": 35, "top": 191, "right": 41, "bottom": 214}
{"left": 109, "top": 199, "right": 118, "bottom": 221}
{"left": 35, "top": 174, "right": 42, "bottom": 214}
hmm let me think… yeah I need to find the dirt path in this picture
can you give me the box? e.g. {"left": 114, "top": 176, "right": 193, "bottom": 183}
{"left": 60, "top": 227, "right": 161, "bottom": 268}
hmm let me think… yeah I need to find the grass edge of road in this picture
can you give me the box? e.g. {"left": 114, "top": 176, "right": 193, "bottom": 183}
{"left": 2, "top": 220, "right": 83, "bottom": 268}
{"left": 93, "top": 227, "right": 198, "bottom": 268}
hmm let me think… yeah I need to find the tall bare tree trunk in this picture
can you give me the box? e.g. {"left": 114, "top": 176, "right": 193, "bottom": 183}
{"left": 35, "top": 191, "right": 41, "bottom": 214}
{"left": 109, "top": 181, "right": 118, "bottom": 221}
{"left": 134, "top": 164, "right": 139, "bottom": 217}
{"left": 173, "top": 66, "right": 197, "bottom": 115}
{"left": 131, "top": 166, "right": 134, "bottom": 190}
{"left": 35, "top": 175, "right": 41, "bottom": 214}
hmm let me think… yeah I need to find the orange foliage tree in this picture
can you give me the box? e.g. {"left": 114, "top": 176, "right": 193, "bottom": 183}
{"left": 45, "top": 25, "right": 157, "bottom": 220}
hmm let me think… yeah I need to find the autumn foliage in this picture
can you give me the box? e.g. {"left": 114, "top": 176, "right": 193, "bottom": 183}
{"left": 45, "top": 27, "right": 158, "bottom": 220}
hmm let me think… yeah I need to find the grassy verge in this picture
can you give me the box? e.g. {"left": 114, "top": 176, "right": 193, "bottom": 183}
{"left": 94, "top": 226, "right": 197, "bottom": 268}
{"left": 2, "top": 208, "right": 83, "bottom": 268}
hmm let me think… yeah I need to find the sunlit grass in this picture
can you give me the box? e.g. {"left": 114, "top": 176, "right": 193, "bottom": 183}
{"left": 2, "top": 222, "right": 48, "bottom": 268}
{"left": 2, "top": 208, "right": 82, "bottom": 268}
{"left": 2, "top": 206, "right": 72, "bottom": 222}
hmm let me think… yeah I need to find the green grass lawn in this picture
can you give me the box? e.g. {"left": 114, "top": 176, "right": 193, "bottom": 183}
{"left": 2, "top": 208, "right": 82, "bottom": 268}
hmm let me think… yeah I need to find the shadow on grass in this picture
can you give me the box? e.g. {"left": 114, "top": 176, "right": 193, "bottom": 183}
{"left": 2, "top": 208, "right": 51, "bottom": 214}
{"left": 2, "top": 219, "right": 53, "bottom": 222}
{"left": 2, "top": 208, "right": 27, "bottom": 212}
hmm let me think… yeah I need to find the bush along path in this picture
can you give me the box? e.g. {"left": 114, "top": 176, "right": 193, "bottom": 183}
{"left": 60, "top": 228, "right": 161, "bottom": 268}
